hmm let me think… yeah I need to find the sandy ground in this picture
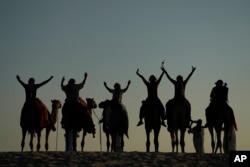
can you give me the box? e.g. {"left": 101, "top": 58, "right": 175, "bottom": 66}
{"left": 0, "top": 151, "right": 229, "bottom": 167}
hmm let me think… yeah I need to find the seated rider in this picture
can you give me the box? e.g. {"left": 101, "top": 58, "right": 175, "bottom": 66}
{"left": 103, "top": 80, "right": 131, "bottom": 110}
{"left": 161, "top": 66, "right": 196, "bottom": 130}
{"left": 205, "top": 80, "right": 229, "bottom": 127}
{"left": 136, "top": 69, "right": 166, "bottom": 127}
{"left": 16, "top": 75, "right": 55, "bottom": 130}
{"left": 61, "top": 73, "right": 93, "bottom": 131}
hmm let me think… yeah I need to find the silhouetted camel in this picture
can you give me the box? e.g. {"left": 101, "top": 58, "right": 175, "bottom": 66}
{"left": 110, "top": 105, "right": 129, "bottom": 152}
{"left": 62, "top": 97, "right": 96, "bottom": 152}
{"left": 143, "top": 101, "right": 162, "bottom": 152}
{"left": 80, "top": 98, "right": 97, "bottom": 152}
{"left": 206, "top": 104, "right": 236, "bottom": 154}
{"left": 21, "top": 99, "right": 61, "bottom": 151}
{"left": 105, "top": 103, "right": 129, "bottom": 152}
{"left": 167, "top": 100, "right": 190, "bottom": 153}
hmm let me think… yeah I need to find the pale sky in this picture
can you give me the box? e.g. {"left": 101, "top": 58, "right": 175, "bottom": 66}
{"left": 1, "top": 0, "right": 250, "bottom": 152}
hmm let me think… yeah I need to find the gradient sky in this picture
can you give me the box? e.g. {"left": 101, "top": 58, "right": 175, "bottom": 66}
{"left": 1, "top": 0, "right": 250, "bottom": 152}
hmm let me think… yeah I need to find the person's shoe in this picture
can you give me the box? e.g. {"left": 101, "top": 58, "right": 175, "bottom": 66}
{"left": 137, "top": 120, "right": 143, "bottom": 126}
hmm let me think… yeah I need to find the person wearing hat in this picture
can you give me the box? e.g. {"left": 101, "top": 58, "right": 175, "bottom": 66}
{"left": 205, "top": 79, "right": 228, "bottom": 127}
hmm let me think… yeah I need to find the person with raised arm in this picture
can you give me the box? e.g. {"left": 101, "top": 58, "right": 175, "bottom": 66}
{"left": 136, "top": 69, "right": 166, "bottom": 127}
{"left": 161, "top": 65, "right": 196, "bottom": 131}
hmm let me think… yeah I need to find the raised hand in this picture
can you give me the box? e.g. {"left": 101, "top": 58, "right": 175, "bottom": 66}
{"left": 84, "top": 72, "right": 88, "bottom": 78}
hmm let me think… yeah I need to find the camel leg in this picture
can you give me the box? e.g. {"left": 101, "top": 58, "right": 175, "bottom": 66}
{"left": 45, "top": 128, "right": 51, "bottom": 151}
{"left": 29, "top": 131, "right": 34, "bottom": 152}
{"left": 36, "top": 130, "right": 41, "bottom": 151}
{"left": 105, "top": 133, "right": 111, "bottom": 152}
{"left": 73, "top": 130, "right": 77, "bottom": 152}
{"left": 180, "top": 130, "right": 185, "bottom": 153}
{"left": 121, "top": 135, "right": 124, "bottom": 152}
{"left": 21, "top": 128, "right": 27, "bottom": 152}
{"left": 64, "top": 130, "right": 71, "bottom": 152}
{"left": 175, "top": 130, "right": 179, "bottom": 153}
{"left": 215, "top": 128, "right": 222, "bottom": 154}
{"left": 81, "top": 131, "right": 86, "bottom": 152}
{"left": 111, "top": 133, "right": 116, "bottom": 152}
{"left": 153, "top": 128, "right": 160, "bottom": 152}
{"left": 170, "top": 131, "right": 175, "bottom": 152}
{"left": 208, "top": 127, "right": 215, "bottom": 153}
{"left": 146, "top": 131, "right": 150, "bottom": 152}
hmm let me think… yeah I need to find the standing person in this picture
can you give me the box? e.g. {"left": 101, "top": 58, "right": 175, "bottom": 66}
{"left": 61, "top": 73, "right": 92, "bottom": 151}
{"left": 136, "top": 69, "right": 166, "bottom": 127}
{"left": 16, "top": 75, "right": 54, "bottom": 130}
{"left": 189, "top": 119, "right": 205, "bottom": 153}
{"left": 161, "top": 66, "right": 196, "bottom": 130}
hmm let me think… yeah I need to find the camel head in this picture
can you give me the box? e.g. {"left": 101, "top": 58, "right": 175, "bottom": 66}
{"left": 86, "top": 98, "right": 97, "bottom": 109}
{"left": 51, "top": 99, "right": 62, "bottom": 109}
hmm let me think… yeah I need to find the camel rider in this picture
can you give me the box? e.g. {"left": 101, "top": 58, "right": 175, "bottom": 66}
{"left": 161, "top": 66, "right": 196, "bottom": 130}
{"left": 104, "top": 81, "right": 130, "bottom": 138}
{"left": 103, "top": 80, "right": 131, "bottom": 110}
{"left": 61, "top": 73, "right": 91, "bottom": 129}
{"left": 205, "top": 80, "right": 229, "bottom": 127}
{"left": 210, "top": 80, "right": 228, "bottom": 104}
{"left": 136, "top": 69, "right": 166, "bottom": 127}
{"left": 16, "top": 75, "right": 54, "bottom": 130}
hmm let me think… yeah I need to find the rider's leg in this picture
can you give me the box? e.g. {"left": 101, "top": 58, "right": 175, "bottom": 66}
{"left": 137, "top": 100, "right": 145, "bottom": 126}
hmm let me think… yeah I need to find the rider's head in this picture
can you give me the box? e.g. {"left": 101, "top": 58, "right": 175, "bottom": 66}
{"left": 68, "top": 78, "right": 75, "bottom": 85}
{"left": 28, "top": 78, "right": 35, "bottom": 85}
{"left": 114, "top": 83, "right": 121, "bottom": 90}
{"left": 149, "top": 75, "right": 156, "bottom": 83}
{"left": 176, "top": 75, "right": 183, "bottom": 82}
{"left": 215, "top": 80, "right": 223, "bottom": 86}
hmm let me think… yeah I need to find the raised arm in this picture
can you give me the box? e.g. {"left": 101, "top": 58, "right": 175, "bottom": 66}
{"left": 104, "top": 82, "right": 113, "bottom": 93}
{"left": 161, "top": 67, "right": 175, "bottom": 84}
{"left": 16, "top": 75, "right": 26, "bottom": 87}
{"left": 61, "top": 76, "right": 65, "bottom": 88}
{"left": 81, "top": 72, "right": 88, "bottom": 86}
{"left": 184, "top": 66, "right": 196, "bottom": 83}
{"left": 136, "top": 69, "right": 148, "bottom": 85}
{"left": 37, "top": 76, "right": 53, "bottom": 88}
{"left": 122, "top": 80, "right": 131, "bottom": 92}
{"left": 156, "top": 71, "right": 164, "bottom": 85}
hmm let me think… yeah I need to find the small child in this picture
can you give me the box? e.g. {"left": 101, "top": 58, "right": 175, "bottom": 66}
{"left": 188, "top": 119, "right": 205, "bottom": 153}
